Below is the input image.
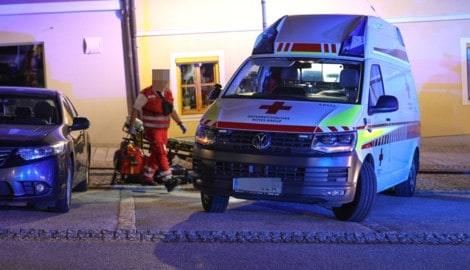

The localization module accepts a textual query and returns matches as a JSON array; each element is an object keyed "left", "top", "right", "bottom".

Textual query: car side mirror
[
  {"left": 368, "top": 95, "right": 398, "bottom": 115},
  {"left": 70, "top": 117, "right": 90, "bottom": 131}
]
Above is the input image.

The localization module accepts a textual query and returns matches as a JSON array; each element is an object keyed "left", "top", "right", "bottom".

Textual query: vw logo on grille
[{"left": 252, "top": 133, "right": 271, "bottom": 150}]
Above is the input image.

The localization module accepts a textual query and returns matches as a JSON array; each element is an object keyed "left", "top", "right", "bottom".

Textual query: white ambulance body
[{"left": 192, "top": 14, "right": 420, "bottom": 221}]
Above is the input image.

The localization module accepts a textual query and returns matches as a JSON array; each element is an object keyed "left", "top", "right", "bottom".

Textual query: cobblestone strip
[{"left": 0, "top": 228, "right": 468, "bottom": 245}]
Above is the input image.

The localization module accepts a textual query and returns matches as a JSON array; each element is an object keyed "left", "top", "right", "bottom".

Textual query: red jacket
[{"left": 141, "top": 86, "right": 173, "bottom": 129}]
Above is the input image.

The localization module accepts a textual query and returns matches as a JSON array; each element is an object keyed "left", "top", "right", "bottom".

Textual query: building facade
[{"left": 0, "top": 0, "right": 469, "bottom": 144}]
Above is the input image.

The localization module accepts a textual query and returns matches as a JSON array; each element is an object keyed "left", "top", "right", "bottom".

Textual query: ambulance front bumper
[{"left": 192, "top": 147, "right": 362, "bottom": 206}]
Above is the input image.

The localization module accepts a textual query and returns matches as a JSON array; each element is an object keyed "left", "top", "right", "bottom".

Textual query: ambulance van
[{"left": 192, "top": 14, "right": 420, "bottom": 221}]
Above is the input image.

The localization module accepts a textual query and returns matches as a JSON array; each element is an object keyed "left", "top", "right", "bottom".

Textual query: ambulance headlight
[
  {"left": 195, "top": 126, "right": 217, "bottom": 145},
  {"left": 311, "top": 131, "right": 356, "bottom": 153}
]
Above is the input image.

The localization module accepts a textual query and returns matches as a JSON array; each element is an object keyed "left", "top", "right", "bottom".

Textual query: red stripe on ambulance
[
  {"left": 276, "top": 43, "right": 340, "bottom": 54},
  {"left": 331, "top": 43, "right": 337, "bottom": 53},
  {"left": 218, "top": 122, "right": 315, "bottom": 133},
  {"left": 291, "top": 43, "right": 322, "bottom": 53}
]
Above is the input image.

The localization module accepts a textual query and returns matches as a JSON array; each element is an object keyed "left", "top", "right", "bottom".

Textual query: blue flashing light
[
  {"left": 340, "top": 16, "right": 367, "bottom": 57},
  {"left": 252, "top": 16, "right": 285, "bottom": 55}
]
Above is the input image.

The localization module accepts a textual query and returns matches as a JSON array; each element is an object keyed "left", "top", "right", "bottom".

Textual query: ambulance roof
[{"left": 252, "top": 14, "right": 409, "bottom": 64}]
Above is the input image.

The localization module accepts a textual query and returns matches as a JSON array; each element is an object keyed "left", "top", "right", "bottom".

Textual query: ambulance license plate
[{"left": 233, "top": 178, "right": 282, "bottom": 196}]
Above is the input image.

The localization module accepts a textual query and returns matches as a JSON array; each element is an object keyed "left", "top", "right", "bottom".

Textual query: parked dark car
[{"left": 0, "top": 86, "right": 91, "bottom": 212}]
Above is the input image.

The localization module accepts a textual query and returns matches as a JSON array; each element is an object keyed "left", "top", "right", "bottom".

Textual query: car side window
[
  {"left": 62, "top": 96, "right": 77, "bottom": 125},
  {"left": 368, "top": 64, "right": 385, "bottom": 107}
]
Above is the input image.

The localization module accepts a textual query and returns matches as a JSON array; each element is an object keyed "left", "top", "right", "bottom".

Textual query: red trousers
[{"left": 144, "top": 128, "right": 171, "bottom": 178}]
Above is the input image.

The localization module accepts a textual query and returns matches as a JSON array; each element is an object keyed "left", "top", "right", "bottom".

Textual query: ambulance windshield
[{"left": 223, "top": 58, "right": 362, "bottom": 104}]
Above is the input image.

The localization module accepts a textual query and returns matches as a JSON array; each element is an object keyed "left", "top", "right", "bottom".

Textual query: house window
[
  {"left": 0, "top": 43, "right": 45, "bottom": 87},
  {"left": 461, "top": 38, "right": 470, "bottom": 105},
  {"left": 176, "top": 57, "right": 219, "bottom": 115}
]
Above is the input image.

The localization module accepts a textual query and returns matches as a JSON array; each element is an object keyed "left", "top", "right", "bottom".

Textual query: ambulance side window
[{"left": 369, "top": 64, "right": 385, "bottom": 107}]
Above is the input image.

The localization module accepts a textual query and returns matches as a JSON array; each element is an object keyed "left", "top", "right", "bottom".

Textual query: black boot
[{"left": 164, "top": 177, "right": 181, "bottom": 192}]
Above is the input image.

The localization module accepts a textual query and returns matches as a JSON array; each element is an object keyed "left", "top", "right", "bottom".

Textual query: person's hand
[
  {"left": 128, "top": 126, "right": 136, "bottom": 135},
  {"left": 178, "top": 122, "right": 187, "bottom": 134}
]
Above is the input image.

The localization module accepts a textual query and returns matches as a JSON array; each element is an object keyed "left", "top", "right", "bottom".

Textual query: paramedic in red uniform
[{"left": 128, "top": 85, "right": 187, "bottom": 191}]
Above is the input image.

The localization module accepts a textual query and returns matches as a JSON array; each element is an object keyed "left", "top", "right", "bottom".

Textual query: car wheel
[
  {"left": 201, "top": 192, "right": 229, "bottom": 213},
  {"left": 50, "top": 158, "right": 73, "bottom": 213},
  {"left": 333, "top": 162, "right": 376, "bottom": 222},
  {"left": 74, "top": 154, "right": 90, "bottom": 192},
  {"left": 394, "top": 152, "right": 418, "bottom": 197},
  {"left": 113, "top": 149, "right": 121, "bottom": 171}
]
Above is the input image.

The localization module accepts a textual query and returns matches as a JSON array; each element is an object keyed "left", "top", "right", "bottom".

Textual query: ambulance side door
[
  {"left": 367, "top": 64, "right": 395, "bottom": 182},
  {"left": 380, "top": 63, "right": 418, "bottom": 183}
]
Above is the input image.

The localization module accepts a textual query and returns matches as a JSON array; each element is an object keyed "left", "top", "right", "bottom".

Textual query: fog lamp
[
  {"left": 324, "top": 190, "right": 345, "bottom": 196},
  {"left": 35, "top": 183, "right": 46, "bottom": 194}
]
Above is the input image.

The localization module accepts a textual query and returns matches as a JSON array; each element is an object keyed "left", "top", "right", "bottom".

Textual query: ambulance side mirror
[{"left": 368, "top": 95, "right": 398, "bottom": 115}]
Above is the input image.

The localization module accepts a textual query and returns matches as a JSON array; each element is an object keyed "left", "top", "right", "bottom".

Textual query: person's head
[
  {"left": 152, "top": 69, "right": 169, "bottom": 92},
  {"left": 152, "top": 81, "right": 169, "bottom": 92}
]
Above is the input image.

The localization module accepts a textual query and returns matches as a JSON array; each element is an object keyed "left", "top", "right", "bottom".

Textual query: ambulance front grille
[
  {"left": 213, "top": 162, "right": 348, "bottom": 182},
  {"left": 216, "top": 130, "right": 313, "bottom": 153}
]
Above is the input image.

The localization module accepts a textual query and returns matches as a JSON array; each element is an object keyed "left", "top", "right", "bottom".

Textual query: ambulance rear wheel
[
  {"left": 201, "top": 192, "right": 229, "bottom": 213},
  {"left": 394, "top": 152, "right": 418, "bottom": 197},
  {"left": 333, "top": 162, "right": 376, "bottom": 222}
]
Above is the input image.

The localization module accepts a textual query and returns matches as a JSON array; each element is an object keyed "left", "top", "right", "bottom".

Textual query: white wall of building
[{"left": 0, "top": 1, "right": 129, "bottom": 145}]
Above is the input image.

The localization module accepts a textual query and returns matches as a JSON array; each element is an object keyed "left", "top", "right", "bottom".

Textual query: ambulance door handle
[
  {"left": 386, "top": 118, "right": 391, "bottom": 122},
  {"left": 363, "top": 118, "right": 372, "bottom": 132}
]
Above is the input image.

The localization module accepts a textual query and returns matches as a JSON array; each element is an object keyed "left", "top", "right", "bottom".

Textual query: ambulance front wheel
[
  {"left": 332, "top": 162, "right": 377, "bottom": 222},
  {"left": 201, "top": 192, "right": 229, "bottom": 213}
]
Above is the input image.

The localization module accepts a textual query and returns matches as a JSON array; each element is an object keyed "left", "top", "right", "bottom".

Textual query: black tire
[
  {"left": 333, "top": 162, "right": 376, "bottom": 222},
  {"left": 111, "top": 170, "right": 119, "bottom": 185},
  {"left": 111, "top": 150, "right": 121, "bottom": 185},
  {"left": 201, "top": 192, "right": 229, "bottom": 213},
  {"left": 395, "top": 153, "right": 418, "bottom": 197},
  {"left": 113, "top": 150, "right": 121, "bottom": 171},
  {"left": 50, "top": 158, "right": 73, "bottom": 213}
]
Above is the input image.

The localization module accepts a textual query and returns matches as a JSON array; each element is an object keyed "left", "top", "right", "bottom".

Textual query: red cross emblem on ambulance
[{"left": 258, "top": 102, "right": 292, "bottom": 114}]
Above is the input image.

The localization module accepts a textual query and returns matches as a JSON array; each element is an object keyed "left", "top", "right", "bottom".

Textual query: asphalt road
[
  {"left": 0, "top": 240, "right": 468, "bottom": 269},
  {"left": 0, "top": 172, "right": 469, "bottom": 269}
]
